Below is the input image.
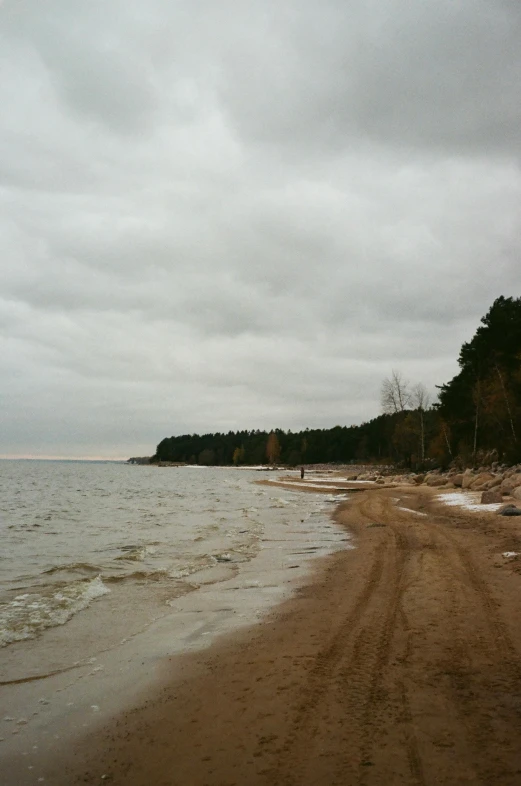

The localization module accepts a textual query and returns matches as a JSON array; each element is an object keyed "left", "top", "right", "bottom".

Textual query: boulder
[
  {"left": 469, "top": 473, "right": 495, "bottom": 490},
  {"left": 451, "top": 473, "right": 464, "bottom": 487},
  {"left": 483, "top": 477, "right": 502, "bottom": 489},
  {"left": 414, "top": 474, "right": 426, "bottom": 485},
  {"left": 425, "top": 476, "right": 449, "bottom": 487},
  {"left": 512, "top": 486, "right": 521, "bottom": 501},
  {"left": 500, "top": 474, "right": 521, "bottom": 495},
  {"left": 497, "top": 504, "right": 521, "bottom": 517},
  {"left": 481, "top": 490, "right": 503, "bottom": 504},
  {"left": 462, "top": 472, "right": 476, "bottom": 489}
]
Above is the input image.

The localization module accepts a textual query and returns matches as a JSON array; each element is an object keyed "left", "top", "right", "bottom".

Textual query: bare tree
[
  {"left": 381, "top": 370, "right": 411, "bottom": 414},
  {"left": 411, "top": 383, "right": 430, "bottom": 462}
]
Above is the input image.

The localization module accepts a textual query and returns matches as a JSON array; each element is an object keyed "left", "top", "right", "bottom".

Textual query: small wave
[
  {"left": 0, "top": 576, "right": 110, "bottom": 647},
  {"left": 269, "top": 497, "right": 295, "bottom": 508},
  {"left": 169, "top": 555, "right": 216, "bottom": 579},
  {"left": 115, "top": 545, "right": 155, "bottom": 562},
  {"left": 231, "top": 544, "right": 258, "bottom": 558},
  {"left": 321, "top": 494, "right": 349, "bottom": 503},
  {"left": 43, "top": 562, "right": 101, "bottom": 576},
  {"left": 104, "top": 569, "right": 168, "bottom": 583}
]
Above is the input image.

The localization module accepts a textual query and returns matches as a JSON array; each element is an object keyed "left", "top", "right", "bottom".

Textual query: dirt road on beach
[{"left": 41, "top": 487, "right": 521, "bottom": 784}]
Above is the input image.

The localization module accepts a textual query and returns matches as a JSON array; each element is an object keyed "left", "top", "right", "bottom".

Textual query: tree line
[{"left": 152, "top": 297, "right": 521, "bottom": 468}]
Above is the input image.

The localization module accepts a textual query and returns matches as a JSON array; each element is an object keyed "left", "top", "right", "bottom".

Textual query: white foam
[
  {"left": 502, "top": 552, "right": 519, "bottom": 559},
  {"left": 0, "top": 576, "right": 110, "bottom": 647},
  {"left": 322, "top": 493, "right": 349, "bottom": 503},
  {"left": 269, "top": 496, "right": 292, "bottom": 505}
]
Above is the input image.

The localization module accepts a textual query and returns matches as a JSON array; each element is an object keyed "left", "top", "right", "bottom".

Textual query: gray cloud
[
  {"left": 218, "top": 0, "right": 521, "bottom": 156},
  {"left": 1, "top": 0, "right": 520, "bottom": 458}
]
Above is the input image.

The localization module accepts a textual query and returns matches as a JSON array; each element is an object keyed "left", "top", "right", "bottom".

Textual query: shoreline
[
  {"left": 0, "top": 473, "right": 349, "bottom": 785},
  {"left": 6, "top": 484, "right": 521, "bottom": 785}
]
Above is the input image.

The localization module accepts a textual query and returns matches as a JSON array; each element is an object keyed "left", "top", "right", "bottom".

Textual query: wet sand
[{"left": 8, "top": 485, "right": 521, "bottom": 785}]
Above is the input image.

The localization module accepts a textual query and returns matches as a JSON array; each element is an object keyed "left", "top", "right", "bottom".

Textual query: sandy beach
[{"left": 8, "top": 483, "right": 521, "bottom": 785}]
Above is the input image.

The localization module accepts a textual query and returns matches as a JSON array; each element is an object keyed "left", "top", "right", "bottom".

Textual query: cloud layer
[{"left": 1, "top": 0, "right": 520, "bottom": 457}]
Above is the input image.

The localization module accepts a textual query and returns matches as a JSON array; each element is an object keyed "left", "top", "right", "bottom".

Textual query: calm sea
[
  {"left": 0, "top": 461, "right": 348, "bottom": 658},
  {"left": 0, "top": 461, "right": 349, "bottom": 783}
]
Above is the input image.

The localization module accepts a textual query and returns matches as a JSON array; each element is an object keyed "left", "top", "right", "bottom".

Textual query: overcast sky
[{"left": 1, "top": 0, "right": 520, "bottom": 459}]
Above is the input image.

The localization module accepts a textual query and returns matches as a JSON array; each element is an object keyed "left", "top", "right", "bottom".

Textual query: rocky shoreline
[{"left": 352, "top": 464, "right": 521, "bottom": 514}]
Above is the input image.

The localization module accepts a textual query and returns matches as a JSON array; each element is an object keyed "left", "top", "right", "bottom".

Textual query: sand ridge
[{"left": 9, "top": 485, "right": 521, "bottom": 785}]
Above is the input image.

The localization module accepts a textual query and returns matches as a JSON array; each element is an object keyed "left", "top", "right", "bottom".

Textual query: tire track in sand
[
  {"left": 416, "top": 504, "right": 521, "bottom": 784},
  {"left": 272, "top": 492, "right": 428, "bottom": 786},
  {"left": 269, "top": 496, "right": 389, "bottom": 785},
  {"left": 350, "top": 500, "right": 426, "bottom": 786}
]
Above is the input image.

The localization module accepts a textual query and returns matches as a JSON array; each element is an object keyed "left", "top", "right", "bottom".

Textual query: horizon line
[{"left": 0, "top": 455, "right": 129, "bottom": 462}]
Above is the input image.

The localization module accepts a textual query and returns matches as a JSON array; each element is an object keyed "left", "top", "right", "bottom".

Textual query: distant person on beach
[{"left": 300, "top": 466, "right": 305, "bottom": 479}]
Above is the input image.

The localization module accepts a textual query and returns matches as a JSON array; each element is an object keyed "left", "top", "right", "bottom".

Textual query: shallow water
[
  {"left": 0, "top": 461, "right": 348, "bottom": 666},
  {"left": 0, "top": 461, "right": 350, "bottom": 783}
]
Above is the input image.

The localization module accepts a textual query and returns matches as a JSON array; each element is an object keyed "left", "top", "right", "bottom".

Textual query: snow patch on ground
[
  {"left": 266, "top": 480, "right": 347, "bottom": 491},
  {"left": 438, "top": 491, "right": 503, "bottom": 513},
  {"left": 234, "top": 466, "right": 272, "bottom": 471},
  {"left": 397, "top": 506, "right": 427, "bottom": 517},
  {"left": 283, "top": 477, "right": 354, "bottom": 484}
]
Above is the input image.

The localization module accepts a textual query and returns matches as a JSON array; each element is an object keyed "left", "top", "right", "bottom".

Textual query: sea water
[
  {"left": 0, "top": 461, "right": 349, "bottom": 783},
  {"left": 0, "top": 462, "right": 348, "bottom": 651}
]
